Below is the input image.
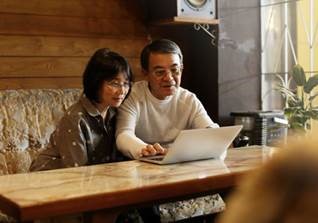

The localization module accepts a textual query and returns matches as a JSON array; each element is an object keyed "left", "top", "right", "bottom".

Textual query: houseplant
[{"left": 277, "top": 64, "right": 318, "bottom": 132}]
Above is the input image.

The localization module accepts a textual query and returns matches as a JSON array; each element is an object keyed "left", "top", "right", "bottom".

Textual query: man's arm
[
  {"left": 116, "top": 131, "right": 147, "bottom": 159},
  {"left": 116, "top": 94, "right": 146, "bottom": 159},
  {"left": 116, "top": 95, "right": 166, "bottom": 159},
  {"left": 189, "top": 94, "right": 219, "bottom": 129},
  {"left": 117, "top": 131, "right": 167, "bottom": 159}
]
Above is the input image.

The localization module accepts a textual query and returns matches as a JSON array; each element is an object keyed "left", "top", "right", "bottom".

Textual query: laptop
[{"left": 139, "top": 125, "right": 243, "bottom": 165}]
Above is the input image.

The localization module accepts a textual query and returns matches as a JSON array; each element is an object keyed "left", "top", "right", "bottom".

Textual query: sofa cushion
[{"left": 0, "top": 89, "right": 81, "bottom": 174}]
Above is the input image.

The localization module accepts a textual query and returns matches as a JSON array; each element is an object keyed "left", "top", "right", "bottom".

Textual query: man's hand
[{"left": 140, "top": 143, "right": 168, "bottom": 157}]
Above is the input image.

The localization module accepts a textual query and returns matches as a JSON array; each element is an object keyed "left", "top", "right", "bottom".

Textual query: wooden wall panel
[
  {"left": 0, "top": 36, "right": 146, "bottom": 57},
  {"left": 0, "top": 0, "right": 138, "bottom": 19},
  {"left": 0, "top": 57, "right": 140, "bottom": 77},
  {"left": 0, "top": 14, "right": 146, "bottom": 38},
  {"left": 0, "top": 77, "right": 82, "bottom": 89},
  {"left": 0, "top": 0, "right": 148, "bottom": 90}
]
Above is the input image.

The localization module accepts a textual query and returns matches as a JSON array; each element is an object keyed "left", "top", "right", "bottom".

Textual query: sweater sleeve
[
  {"left": 190, "top": 94, "right": 219, "bottom": 129},
  {"left": 116, "top": 94, "right": 147, "bottom": 159}
]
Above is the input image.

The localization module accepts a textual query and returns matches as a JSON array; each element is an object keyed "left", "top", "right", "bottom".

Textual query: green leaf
[
  {"left": 304, "top": 74, "right": 318, "bottom": 93},
  {"left": 291, "top": 116, "right": 309, "bottom": 126},
  {"left": 309, "top": 109, "right": 318, "bottom": 120},
  {"left": 276, "top": 84, "right": 298, "bottom": 101},
  {"left": 287, "top": 97, "right": 302, "bottom": 107},
  {"left": 309, "top": 93, "right": 318, "bottom": 102},
  {"left": 290, "top": 122, "right": 306, "bottom": 131},
  {"left": 291, "top": 64, "right": 306, "bottom": 86},
  {"left": 284, "top": 107, "right": 298, "bottom": 115}
]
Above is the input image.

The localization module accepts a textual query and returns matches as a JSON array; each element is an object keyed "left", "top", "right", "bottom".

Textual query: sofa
[
  {"left": 0, "top": 89, "right": 81, "bottom": 222},
  {"left": 0, "top": 89, "right": 225, "bottom": 223},
  {"left": 0, "top": 89, "right": 81, "bottom": 175}
]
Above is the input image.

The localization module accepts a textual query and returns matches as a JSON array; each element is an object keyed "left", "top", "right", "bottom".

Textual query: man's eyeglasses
[
  {"left": 151, "top": 66, "right": 183, "bottom": 78},
  {"left": 106, "top": 81, "right": 130, "bottom": 90}
]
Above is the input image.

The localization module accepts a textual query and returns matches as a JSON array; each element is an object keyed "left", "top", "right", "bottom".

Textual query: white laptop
[{"left": 139, "top": 125, "right": 243, "bottom": 165}]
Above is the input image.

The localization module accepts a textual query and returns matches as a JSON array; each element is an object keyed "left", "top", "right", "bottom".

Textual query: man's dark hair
[
  {"left": 140, "top": 39, "right": 183, "bottom": 71},
  {"left": 83, "top": 48, "right": 132, "bottom": 103}
]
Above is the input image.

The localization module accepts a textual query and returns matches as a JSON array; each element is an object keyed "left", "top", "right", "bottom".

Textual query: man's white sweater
[{"left": 116, "top": 81, "right": 219, "bottom": 159}]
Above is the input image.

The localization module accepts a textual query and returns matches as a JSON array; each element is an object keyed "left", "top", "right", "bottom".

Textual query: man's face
[{"left": 145, "top": 53, "right": 183, "bottom": 100}]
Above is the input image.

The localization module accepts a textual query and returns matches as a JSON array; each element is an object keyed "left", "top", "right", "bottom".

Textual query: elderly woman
[{"left": 30, "top": 48, "right": 132, "bottom": 171}]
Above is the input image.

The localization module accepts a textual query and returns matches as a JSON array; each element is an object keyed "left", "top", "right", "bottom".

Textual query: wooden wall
[
  {"left": 0, "top": 1, "right": 260, "bottom": 123},
  {"left": 0, "top": 0, "right": 149, "bottom": 89}
]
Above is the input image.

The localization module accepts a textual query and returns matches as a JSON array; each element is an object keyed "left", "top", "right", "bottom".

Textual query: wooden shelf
[{"left": 150, "top": 16, "right": 219, "bottom": 26}]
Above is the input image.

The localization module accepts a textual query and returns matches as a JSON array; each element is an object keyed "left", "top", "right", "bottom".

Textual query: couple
[
  {"left": 30, "top": 39, "right": 223, "bottom": 222},
  {"left": 30, "top": 38, "right": 220, "bottom": 171}
]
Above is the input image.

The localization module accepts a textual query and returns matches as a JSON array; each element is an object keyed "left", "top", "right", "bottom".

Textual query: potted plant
[{"left": 276, "top": 64, "right": 318, "bottom": 132}]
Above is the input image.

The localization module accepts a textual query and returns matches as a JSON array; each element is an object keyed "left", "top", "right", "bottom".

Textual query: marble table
[{"left": 0, "top": 146, "right": 273, "bottom": 222}]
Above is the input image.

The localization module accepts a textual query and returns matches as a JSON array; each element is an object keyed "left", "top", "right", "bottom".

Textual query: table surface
[{"left": 0, "top": 146, "right": 273, "bottom": 221}]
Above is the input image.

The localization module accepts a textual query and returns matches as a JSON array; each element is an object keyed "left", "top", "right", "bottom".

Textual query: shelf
[{"left": 150, "top": 16, "right": 219, "bottom": 26}]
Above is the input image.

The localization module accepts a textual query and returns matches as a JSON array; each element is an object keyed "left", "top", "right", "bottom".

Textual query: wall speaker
[{"left": 147, "top": 0, "right": 216, "bottom": 21}]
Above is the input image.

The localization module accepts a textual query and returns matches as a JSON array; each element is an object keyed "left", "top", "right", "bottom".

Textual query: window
[{"left": 261, "top": 0, "right": 318, "bottom": 111}]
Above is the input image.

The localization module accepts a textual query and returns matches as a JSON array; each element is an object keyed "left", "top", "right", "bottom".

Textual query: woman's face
[{"left": 98, "top": 72, "right": 130, "bottom": 108}]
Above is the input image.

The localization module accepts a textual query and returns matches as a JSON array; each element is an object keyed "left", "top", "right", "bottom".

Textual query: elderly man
[
  {"left": 116, "top": 39, "right": 220, "bottom": 159},
  {"left": 116, "top": 39, "right": 225, "bottom": 222}
]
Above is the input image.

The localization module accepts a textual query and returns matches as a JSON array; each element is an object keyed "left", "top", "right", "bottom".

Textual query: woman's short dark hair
[
  {"left": 83, "top": 48, "right": 132, "bottom": 103},
  {"left": 140, "top": 39, "right": 183, "bottom": 71}
]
